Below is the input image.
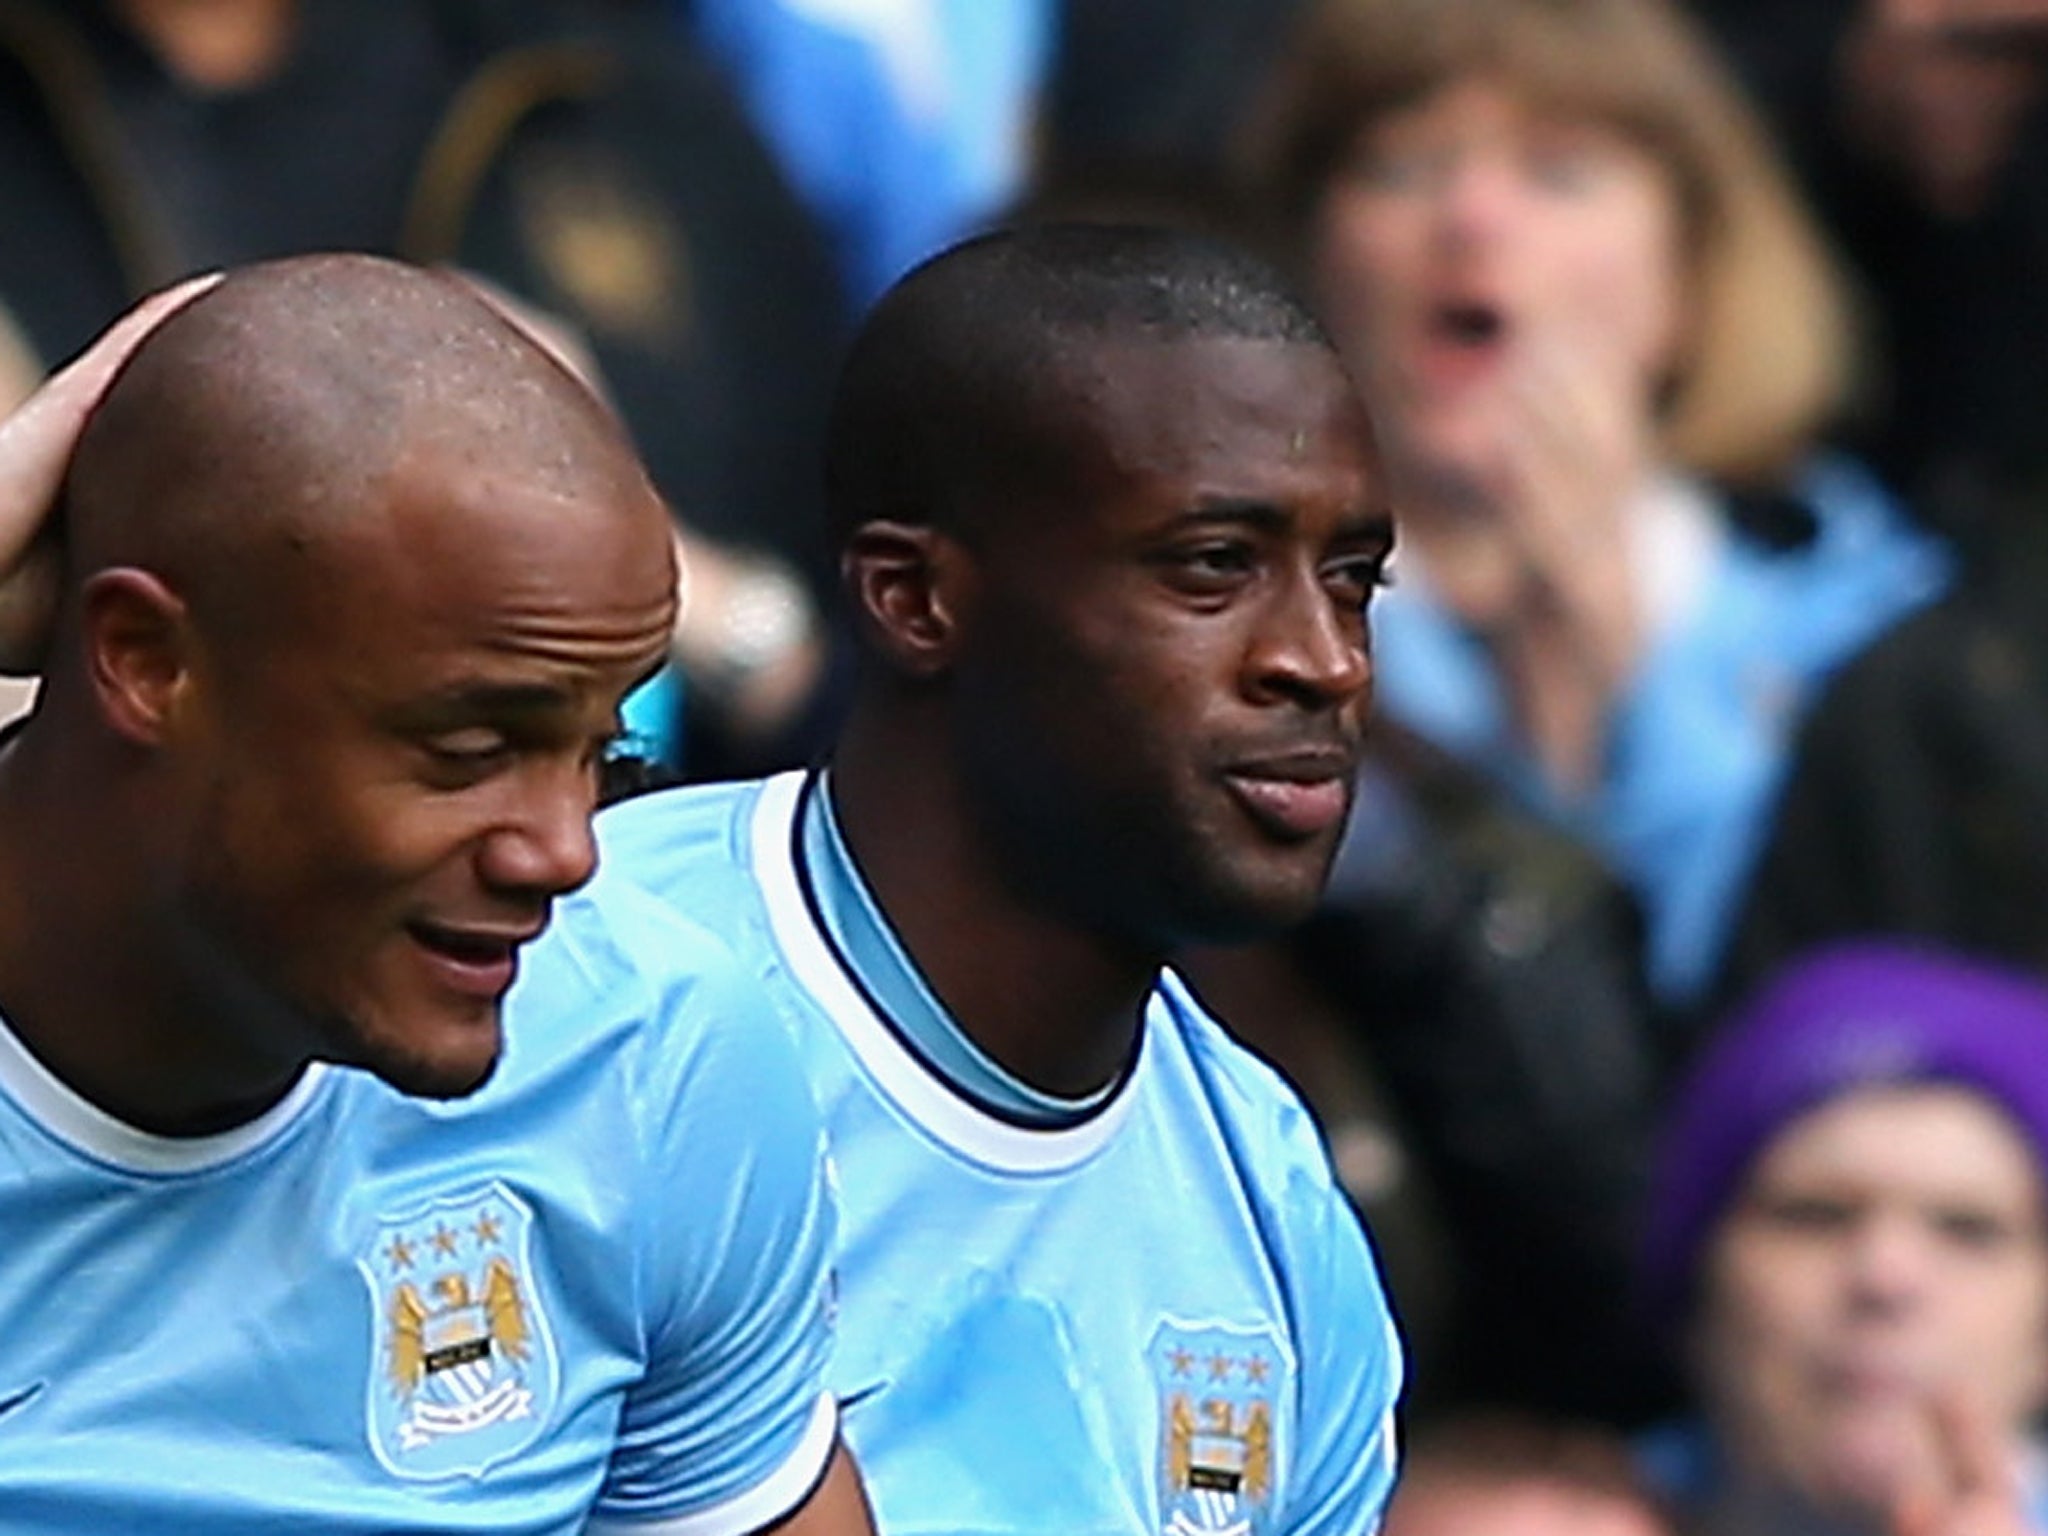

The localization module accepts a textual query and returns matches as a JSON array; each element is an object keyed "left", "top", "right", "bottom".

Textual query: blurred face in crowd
[
  {"left": 946, "top": 334, "right": 1391, "bottom": 945},
  {"left": 171, "top": 433, "right": 675, "bottom": 1101},
  {"left": 1310, "top": 77, "right": 1686, "bottom": 486},
  {"left": 1692, "top": 1084, "right": 2048, "bottom": 1519}
]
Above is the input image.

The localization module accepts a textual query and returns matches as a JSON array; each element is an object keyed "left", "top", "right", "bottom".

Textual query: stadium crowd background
[{"left": 6, "top": 0, "right": 2048, "bottom": 1530}]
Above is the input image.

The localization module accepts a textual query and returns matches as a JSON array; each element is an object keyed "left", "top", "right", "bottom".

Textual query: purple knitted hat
[{"left": 1639, "top": 939, "right": 2048, "bottom": 1332}]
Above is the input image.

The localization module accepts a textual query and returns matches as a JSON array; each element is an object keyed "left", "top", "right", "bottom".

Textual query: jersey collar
[{"left": 749, "top": 769, "right": 1145, "bottom": 1174}]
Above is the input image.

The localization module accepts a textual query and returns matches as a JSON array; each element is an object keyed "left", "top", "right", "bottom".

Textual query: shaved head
[
  {"left": 63, "top": 254, "right": 650, "bottom": 652},
  {"left": 0, "top": 253, "right": 679, "bottom": 1121}
]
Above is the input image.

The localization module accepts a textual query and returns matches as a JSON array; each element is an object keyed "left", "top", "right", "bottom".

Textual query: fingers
[
  {"left": 1927, "top": 1391, "right": 2022, "bottom": 1508},
  {"left": 0, "top": 272, "right": 221, "bottom": 674},
  {"left": 1472, "top": 337, "right": 1647, "bottom": 662},
  {"left": 0, "top": 273, "right": 222, "bottom": 541},
  {"left": 1891, "top": 1391, "right": 2031, "bottom": 1536}
]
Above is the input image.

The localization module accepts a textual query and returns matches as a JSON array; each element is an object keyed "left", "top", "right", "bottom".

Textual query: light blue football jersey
[
  {"left": 598, "top": 770, "right": 1405, "bottom": 1536},
  {"left": 0, "top": 871, "right": 838, "bottom": 1535}
]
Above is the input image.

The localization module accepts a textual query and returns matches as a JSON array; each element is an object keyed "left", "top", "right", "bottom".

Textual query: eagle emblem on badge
[
  {"left": 358, "top": 1182, "right": 558, "bottom": 1480},
  {"left": 1149, "top": 1319, "right": 1291, "bottom": 1536}
]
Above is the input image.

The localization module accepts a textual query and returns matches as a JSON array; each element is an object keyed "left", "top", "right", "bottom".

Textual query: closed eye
[
  {"left": 423, "top": 729, "right": 511, "bottom": 768},
  {"left": 417, "top": 730, "right": 514, "bottom": 790}
]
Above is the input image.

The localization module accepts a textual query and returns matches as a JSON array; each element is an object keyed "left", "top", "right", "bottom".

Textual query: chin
[
  {"left": 333, "top": 1007, "right": 506, "bottom": 1101},
  {"left": 1160, "top": 867, "right": 1330, "bottom": 947},
  {"left": 378, "top": 1051, "right": 501, "bottom": 1102}
]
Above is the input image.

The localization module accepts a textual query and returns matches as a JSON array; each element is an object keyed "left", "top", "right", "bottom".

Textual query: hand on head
[{"left": 0, "top": 274, "right": 221, "bottom": 675}]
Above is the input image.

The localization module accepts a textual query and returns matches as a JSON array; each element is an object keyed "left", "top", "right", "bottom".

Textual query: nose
[
  {"left": 1244, "top": 566, "right": 1372, "bottom": 712},
  {"left": 477, "top": 762, "right": 600, "bottom": 900},
  {"left": 1433, "top": 154, "right": 1523, "bottom": 255},
  {"left": 1841, "top": 1212, "right": 1933, "bottom": 1315}
]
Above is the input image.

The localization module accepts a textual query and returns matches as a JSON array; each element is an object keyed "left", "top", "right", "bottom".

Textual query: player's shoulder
[
  {"left": 1152, "top": 969, "right": 1334, "bottom": 1185},
  {"left": 1149, "top": 967, "right": 1385, "bottom": 1285},
  {"left": 595, "top": 775, "right": 767, "bottom": 907},
  {"left": 1154, "top": 971, "right": 1401, "bottom": 1383},
  {"left": 500, "top": 858, "right": 793, "bottom": 1110}
]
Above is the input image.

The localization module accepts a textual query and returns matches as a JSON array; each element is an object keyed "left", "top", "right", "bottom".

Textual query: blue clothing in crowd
[
  {"left": 1370, "top": 457, "right": 1949, "bottom": 1005},
  {"left": 686, "top": 0, "right": 1055, "bottom": 306}
]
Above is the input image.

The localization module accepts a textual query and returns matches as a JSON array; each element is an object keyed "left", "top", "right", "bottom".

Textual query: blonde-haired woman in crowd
[{"left": 1245, "top": 0, "right": 1950, "bottom": 1008}]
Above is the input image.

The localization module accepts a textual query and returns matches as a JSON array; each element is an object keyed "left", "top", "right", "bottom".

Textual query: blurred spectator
[
  {"left": 1388, "top": 1412, "right": 1677, "bottom": 1536},
  {"left": 681, "top": 0, "right": 1055, "bottom": 307},
  {"left": 1244, "top": 0, "right": 1950, "bottom": 1010},
  {"left": 1639, "top": 941, "right": 2048, "bottom": 1534},
  {"left": 1696, "top": 0, "right": 2048, "bottom": 537},
  {"left": 0, "top": 0, "right": 844, "bottom": 772}
]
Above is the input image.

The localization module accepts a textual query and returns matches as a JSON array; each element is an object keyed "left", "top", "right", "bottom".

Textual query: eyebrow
[
  {"left": 1171, "top": 500, "right": 1396, "bottom": 546},
  {"left": 389, "top": 681, "right": 582, "bottom": 729}
]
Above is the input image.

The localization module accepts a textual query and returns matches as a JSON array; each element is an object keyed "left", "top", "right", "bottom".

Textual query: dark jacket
[
  {"left": 1298, "top": 729, "right": 1678, "bottom": 1424},
  {"left": 0, "top": 0, "right": 846, "bottom": 579},
  {"left": 1717, "top": 515, "right": 2048, "bottom": 1013}
]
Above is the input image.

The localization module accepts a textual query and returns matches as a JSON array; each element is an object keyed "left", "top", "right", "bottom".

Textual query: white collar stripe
[
  {"left": 748, "top": 771, "right": 1140, "bottom": 1175},
  {"left": 0, "top": 1008, "right": 330, "bottom": 1176}
]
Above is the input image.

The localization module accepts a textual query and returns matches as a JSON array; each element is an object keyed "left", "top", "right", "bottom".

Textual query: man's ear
[
  {"left": 79, "top": 567, "right": 193, "bottom": 744},
  {"left": 841, "top": 520, "right": 973, "bottom": 679}
]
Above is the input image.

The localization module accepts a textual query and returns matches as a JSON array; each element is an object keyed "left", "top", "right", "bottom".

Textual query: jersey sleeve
[
  {"left": 1283, "top": 1180, "right": 1403, "bottom": 1536},
  {"left": 588, "top": 938, "right": 840, "bottom": 1533}
]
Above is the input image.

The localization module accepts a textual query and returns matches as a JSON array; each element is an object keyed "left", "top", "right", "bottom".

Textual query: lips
[
  {"left": 1412, "top": 298, "right": 1511, "bottom": 392},
  {"left": 405, "top": 919, "right": 541, "bottom": 999},
  {"left": 1222, "top": 748, "right": 1357, "bottom": 840},
  {"left": 1430, "top": 299, "right": 1506, "bottom": 347}
]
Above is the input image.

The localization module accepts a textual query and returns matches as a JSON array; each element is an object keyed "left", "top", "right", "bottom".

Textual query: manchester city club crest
[
  {"left": 358, "top": 1181, "right": 559, "bottom": 1480},
  {"left": 1148, "top": 1318, "right": 1292, "bottom": 1536}
]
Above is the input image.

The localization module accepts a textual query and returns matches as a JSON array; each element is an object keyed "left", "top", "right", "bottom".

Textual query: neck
[
  {"left": 0, "top": 724, "right": 303, "bottom": 1137},
  {"left": 114, "top": 0, "right": 297, "bottom": 91},
  {"left": 831, "top": 702, "right": 1157, "bottom": 1097}
]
